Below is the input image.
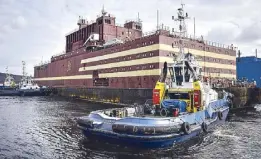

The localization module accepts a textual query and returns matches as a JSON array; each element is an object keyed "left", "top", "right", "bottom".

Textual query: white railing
[
  {"left": 125, "top": 19, "right": 142, "bottom": 24},
  {"left": 34, "top": 60, "right": 50, "bottom": 67},
  {"left": 52, "top": 51, "right": 66, "bottom": 58},
  {"left": 168, "top": 32, "right": 236, "bottom": 50}
]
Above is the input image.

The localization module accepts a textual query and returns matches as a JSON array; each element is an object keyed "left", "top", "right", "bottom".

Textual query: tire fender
[
  {"left": 201, "top": 122, "right": 208, "bottom": 133},
  {"left": 181, "top": 122, "right": 191, "bottom": 135},
  {"left": 218, "top": 111, "right": 223, "bottom": 120}
]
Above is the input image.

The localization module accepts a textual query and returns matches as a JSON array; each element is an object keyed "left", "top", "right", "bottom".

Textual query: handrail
[
  {"left": 34, "top": 60, "right": 50, "bottom": 67},
  {"left": 51, "top": 51, "right": 66, "bottom": 58}
]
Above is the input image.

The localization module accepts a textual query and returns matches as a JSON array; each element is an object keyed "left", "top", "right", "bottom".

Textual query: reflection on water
[{"left": 0, "top": 96, "right": 260, "bottom": 159}]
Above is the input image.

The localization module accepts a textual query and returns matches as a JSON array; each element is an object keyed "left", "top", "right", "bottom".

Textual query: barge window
[
  {"left": 169, "top": 93, "right": 189, "bottom": 99},
  {"left": 93, "top": 78, "right": 109, "bottom": 87}
]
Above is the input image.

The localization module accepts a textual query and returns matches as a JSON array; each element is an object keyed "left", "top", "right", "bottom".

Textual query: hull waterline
[{"left": 79, "top": 108, "right": 229, "bottom": 149}]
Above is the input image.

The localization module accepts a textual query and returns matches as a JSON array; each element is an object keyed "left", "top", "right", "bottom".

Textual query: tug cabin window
[
  {"left": 168, "top": 67, "right": 175, "bottom": 82},
  {"left": 168, "top": 92, "right": 190, "bottom": 99},
  {"left": 174, "top": 66, "right": 192, "bottom": 85}
]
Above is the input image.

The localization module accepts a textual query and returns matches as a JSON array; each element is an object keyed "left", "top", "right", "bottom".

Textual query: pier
[{"left": 50, "top": 86, "right": 261, "bottom": 109}]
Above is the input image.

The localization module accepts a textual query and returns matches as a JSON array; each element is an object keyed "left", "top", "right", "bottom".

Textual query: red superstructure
[{"left": 34, "top": 8, "right": 237, "bottom": 104}]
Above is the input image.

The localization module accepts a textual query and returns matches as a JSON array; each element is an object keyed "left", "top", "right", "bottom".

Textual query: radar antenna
[
  {"left": 101, "top": 5, "right": 107, "bottom": 16},
  {"left": 172, "top": 2, "right": 190, "bottom": 83}
]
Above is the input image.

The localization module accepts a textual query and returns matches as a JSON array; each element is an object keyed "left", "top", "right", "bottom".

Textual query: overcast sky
[{"left": 0, "top": 0, "right": 260, "bottom": 76}]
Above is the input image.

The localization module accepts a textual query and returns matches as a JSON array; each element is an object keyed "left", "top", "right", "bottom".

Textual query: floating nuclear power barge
[{"left": 34, "top": 5, "right": 237, "bottom": 105}]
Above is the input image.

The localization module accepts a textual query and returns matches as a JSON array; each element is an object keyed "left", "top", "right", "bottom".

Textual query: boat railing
[
  {"left": 168, "top": 32, "right": 236, "bottom": 50},
  {"left": 34, "top": 60, "right": 50, "bottom": 67},
  {"left": 156, "top": 23, "right": 171, "bottom": 31},
  {"left": 125, "top": 19, "right": 142, "bottom": 24},
  {"left": 115, "top": 23, "right": 124, "bottom": 27},
  {"left": 140, "top": 29, "right": 235, "bottom": 51},
  {"left": 142, "top": 30, "right": 158, "bottom": 37},
  {"left": 52, "top": 51, "right": 66, "bottom": 58}
]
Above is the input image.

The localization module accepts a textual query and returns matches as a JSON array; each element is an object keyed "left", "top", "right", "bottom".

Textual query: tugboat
[
  {"left": 77, "top": 4, "right": 233, "bottom": 148},
  {"left": 0, "top": 67, "right": 19, "bottom": 96},
  {"left": 18, "top": 61, "right": 49, "bottom": 96}
]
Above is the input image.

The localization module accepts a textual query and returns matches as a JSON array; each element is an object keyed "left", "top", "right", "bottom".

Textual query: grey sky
[{"left": 0, "top": 0, "right": 260, "bottom": 75}]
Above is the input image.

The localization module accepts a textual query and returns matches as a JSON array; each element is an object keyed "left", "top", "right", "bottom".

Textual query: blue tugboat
[
  {"left": 77, "top": 4, "right": 233, "bottom": 149},
  {"left": 18, "top": 61, "right": 50, "bottom": 96},
  {"left": 18, "top": 75, "right": 49, "bottom": 96}
]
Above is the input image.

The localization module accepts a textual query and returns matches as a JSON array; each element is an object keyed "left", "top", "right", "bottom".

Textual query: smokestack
[
  {"left": 255, "top": 49, "right": 257, "bottom": 58},
  {"left": 237, "top": 50, "right": 241, "bottom": 62}
]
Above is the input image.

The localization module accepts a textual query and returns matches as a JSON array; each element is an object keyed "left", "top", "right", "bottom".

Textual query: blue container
[{"left": 237, "top": 56, "right": 261, "bottom": 87}]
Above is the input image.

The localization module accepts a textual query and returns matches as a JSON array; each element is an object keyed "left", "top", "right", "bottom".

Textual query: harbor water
[{"left": 0, "top": 96, "right": 261, "bottom": 159}]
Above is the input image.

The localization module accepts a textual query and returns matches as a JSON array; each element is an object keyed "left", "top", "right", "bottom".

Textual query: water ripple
[{"left": 0, "top": 96, "right": 261, "bottom": 159}]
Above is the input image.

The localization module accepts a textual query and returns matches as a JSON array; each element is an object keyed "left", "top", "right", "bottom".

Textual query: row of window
[
  {"left": 82, "top": 52, "right": 155, "bottom": 66},
  {"left": 98, "top": 64, "right": 156, "bottom": 73},
  {"left": 103, "top": 40, "right": 155, "bottom": 54},
  {"left": 203, "top": 68, "right": 236, "bottom": 74},
  {"left": 135, "top": 25, "right": 142, "bottom": 30},
  {"left": 121, "top": 31, "right": 132, "bottom": 35},
  {"left": 105, "top": 19, "right": 111, "bottom": 24},
  {"left": 63, "top": 39, "right": 157, "bottom": 62},
  {"left": 166, "top": 52, "right": 235, "bottom": 65},
  {"left": 171, "top": 41, "right": 234, "bottom": 56},
  {"left": 109, "top": 77, "right": 156, "bottom": 83},
  {"left": 204, "top": 57, "right": 235, "bottom": 65}
]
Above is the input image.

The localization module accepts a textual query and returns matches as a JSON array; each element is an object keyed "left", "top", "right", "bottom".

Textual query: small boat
[
  {"left": 18, "top": 61, "right": 50, "bottom": 96},
  {"left": 0, "top": 67, "right": 19, "bottom": 96},
  {"left": 18, "top": 76, "right": 49, "bottom": 96},
  {"left": 77, "top": 4, "right": 234, "bottom": 149}
]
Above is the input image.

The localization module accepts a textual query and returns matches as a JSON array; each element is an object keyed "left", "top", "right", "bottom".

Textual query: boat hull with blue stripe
[{"left": 77, "top": 95, "right": 231, "bottom": 149}]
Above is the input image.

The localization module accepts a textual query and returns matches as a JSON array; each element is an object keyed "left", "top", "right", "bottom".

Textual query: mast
[
  {"left": 157, "top": 10, "right": 159, "bottom": 30},
  {"left": 5, "top": 66, "right": 9, "bottom": 78},
  {"left": 101, "top": 5, "right": 107, "bottom": 16},
  {"left": 22, "top": 61, "right": 27, "bottom": 79},
  {"left": 172, "top": 2, "right": 190, "bottom": 84}
]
